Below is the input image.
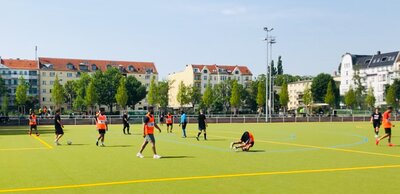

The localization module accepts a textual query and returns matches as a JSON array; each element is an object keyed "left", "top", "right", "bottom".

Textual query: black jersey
[{"left": 371, "top": 112, "right": 382, "bottom": 123}]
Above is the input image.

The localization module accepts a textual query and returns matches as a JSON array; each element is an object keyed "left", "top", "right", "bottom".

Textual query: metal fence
[{"left": 0, "top": 114, "right": 397, "bottom": 126}]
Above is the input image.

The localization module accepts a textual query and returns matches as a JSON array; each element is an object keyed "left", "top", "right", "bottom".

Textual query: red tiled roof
[
  {"left": 191, "top": 64, "right": 252, "bottom": 75},
  {"left": 1, "top": 59, "right": 38, "bottom": 70},
  {"left": 39, "top": 57, "right": 157, "bottom": 74}
]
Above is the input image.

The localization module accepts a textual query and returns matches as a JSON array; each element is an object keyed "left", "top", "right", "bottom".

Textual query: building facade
[
  {"left": 168, "top": 64, "right": 253, "bottom": 108},
  {"left": 38, "top": 57, "right": 158, "bottom": 110},
  {"left": 339, "top": 51, "right": 400, "bottom": 106},
  {"left": 287, "top": 80, "right": 312, "bottom": 111},
  {"left": 0, "top": 58, "right": 39, "bottom": 108}
]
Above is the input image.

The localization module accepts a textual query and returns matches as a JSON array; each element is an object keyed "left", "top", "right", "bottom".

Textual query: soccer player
[
  {"left": 230, "top": 131, "right": 255, "bottom": 151},
  {"left": 96, "top": 108, "right": 108, "bottom": 147},
  {"left": 370, "top": 108, "right": 382, "bottom": 138},
  {"left": 179, "top": 111, "right": 187, "bottom": 138},
  {"left": 159, "top": 113, "right": 164, "bottom": 126},
  {"left": 136, "top": 107, "right": 162, "bottom": 159},
  {"left": 165, "top": 112, "right": 173, "bottom": 133},
  {"left": 122, "top": 111, "right": 130, "bottom": 135},
  {"left": 54, "top": 109, "right": 64, "bottom": 145},
  {"left": 376, "top": 106, "right": 395, "bottom": 146},
  {"left": 196, "top": 110, "right": 207, "bottom": 141},
  {"left": 28, "top": 111, "right": 40, "bottom": 136}
]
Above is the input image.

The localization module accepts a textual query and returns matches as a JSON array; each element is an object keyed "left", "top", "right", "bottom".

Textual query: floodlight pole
[
  {"left": 264, "top": 27, "right": 273, "bottom": 122},
  {"left": 269, "top": 38, "right": 276, "bottom": 118}
]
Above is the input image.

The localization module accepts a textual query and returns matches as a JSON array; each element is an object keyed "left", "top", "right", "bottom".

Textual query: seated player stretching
[{"left": 230, "top": 131, "right": 255, "bottom": 151}]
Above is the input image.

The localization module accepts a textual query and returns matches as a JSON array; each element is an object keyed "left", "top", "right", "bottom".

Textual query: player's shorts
[
  {"left": 385, "top": 128, "right": 392, "bottom": 135},
  {"left": 373, "top": 122, "right": 381, "bottom": 128},
  {"left": 241, "top": 132, "right": 250, "bottom": 142},
  {"left": 30, "top": 125, "right": 37, "bottom": 130},
  {"left": 167, "top": 123, "right": 173, "bottom": 127},
  {"left": 145, "top": 134, "right": 155, "bottom": 143},
  {"left": 55, "top": 127, "right": 64, "bottom": 135},
  {"left": 98, "top": 129, "right": 106, "bottom": 134},
  {"left": 123, "top": 123, "right": 130, "bottom": 127},
  {"left": 198, "top": 126, "right": 206, "bottom": 131}
]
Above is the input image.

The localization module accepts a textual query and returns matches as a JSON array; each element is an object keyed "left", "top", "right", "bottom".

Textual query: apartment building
[
  {"left": 168, "top": 64, "right": 253, "bottom": 108},
  {"left": 287, "top": 80, "right": 312, "bottom": 111}
]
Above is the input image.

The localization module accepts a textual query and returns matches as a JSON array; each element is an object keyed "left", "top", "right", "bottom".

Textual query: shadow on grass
[
  {"left": 161, "top": 156, "right": 195, "bottom": 159},
  {"left": 0, "top": 129, "right": 55, "bottom": 136},
  {"left": 106, "top": 145, "right": 134, "bottom": 147},
  {"left": 203, "top": 138, "right": 226, "bottom": 141},
  {"left": 246, "top": 150, "right": 266, "bottom": 152}
]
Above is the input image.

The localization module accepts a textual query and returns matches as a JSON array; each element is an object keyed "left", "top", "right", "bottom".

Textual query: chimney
[{"left": 377, "top": 51, "right": 381, "bottom": 55}]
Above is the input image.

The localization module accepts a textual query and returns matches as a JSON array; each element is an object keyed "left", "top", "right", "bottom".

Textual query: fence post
[
  {"left": 230, "top": 116, "right": 232, "bottom": 124},
  {"left": 307, "top": 116, "right": 309, "bottom": 123},
  {"left": 74, "top": 118, "right": 76, "bottom": 125},
  {"left": 319, "top": 115, "right": 321, "bottom": 122},
  {"left": 295, "top": 116, "right": 297, "bottom": 123},
  {"left": 243, "top": 115, "right": 246, "bottom": 123},
  {"left": 330, "top": 115, "right": 332, "bottom": 122},
  {"left": 283, "top": 116, "right": 285, "bottom": 123},
  {"left": 352, "top": 116, "right": 354, "bottom": 122},
  {"left": 216, "top": 117, "right": 218, "bottom": 124}
]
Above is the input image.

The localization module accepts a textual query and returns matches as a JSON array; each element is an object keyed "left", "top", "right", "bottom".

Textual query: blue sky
[{"left": 1, "top": 0, "right": 399, "bottom": 79}]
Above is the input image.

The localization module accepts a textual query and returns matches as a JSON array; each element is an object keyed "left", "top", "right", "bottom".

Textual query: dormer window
[
  {"left": 66, "top": 63, "right": 74, "bottom": 70},
  {"left": 92, "top": 64, "right": 97, "bottom": 71},
  {"left": 128, "top": 65, "right": 135, "bottom": 72},
  {"left": 382, "top": 57, "right": 387, "bottom": 62},
  {"left": 235, "top": 70, "right": 239, "bottom": 74},
  {"left": 203, "top": 69, "right": 208, "bottom": 73}
]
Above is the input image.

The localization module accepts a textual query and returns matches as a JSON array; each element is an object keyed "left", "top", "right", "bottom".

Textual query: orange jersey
[
  {"left": 96, "top": 115, "right": 107, "bottom": 129},
  {"left": 29, "top": 115, "right": 37, "bottom": 125},
  {"left": 144, "top": 114, "right": 155, "bottom": 135},
  {"left": 166, "top": 115, "right": 173, "bottom": 124},
  {"left": 248, "top": 132, "right": 255, "bottom": 143},
  {"left": 382, "top": 111, "right": 392, "bottom": 128}
]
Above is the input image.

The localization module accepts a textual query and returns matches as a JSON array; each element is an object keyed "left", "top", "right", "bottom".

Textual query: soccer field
[{"left": 1, "top": 122, "right": 400, "bottom": 194}]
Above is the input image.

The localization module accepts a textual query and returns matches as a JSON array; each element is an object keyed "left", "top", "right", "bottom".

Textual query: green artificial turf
[{"left": 1, "top": 122, "right": 400, "bottom": 193}]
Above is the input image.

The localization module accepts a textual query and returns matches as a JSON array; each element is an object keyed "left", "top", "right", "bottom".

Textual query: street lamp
[
  {"left": 269, "top": 37, "right": 276, "bottom": 117},
  {"left": 264, "top": 27, "right": 273, "bottom": 122}
]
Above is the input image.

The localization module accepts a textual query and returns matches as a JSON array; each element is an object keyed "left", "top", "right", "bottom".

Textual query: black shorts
[
  {"left": 198, "top": 125, "right": 206, "bottom": 131},
  {"left": 167, "top": 123, "right": 173, "bottom": 127},
  {"left": 241, "top": 132, "right": 250, "bottom": 142},
  {"left": 30, "top": 125, "right": 37, "bottom": 130},
  {"left": 98, "top": 129, "right": 106, "bottom": 134},
  {"left": 181, "top": 122, "right": 187, "bottom": 129},
  {"left": 385, "top": 128, "right": 392, "bottom": 135},
  {"left": 55, "top": 127, "right": 64, "bottom": 135},
  {"left": 373, "top": 122, "right": 381, "bottom": 128},
  {"left": 123, "top": 123, "right": 130, "bottom": 127}
]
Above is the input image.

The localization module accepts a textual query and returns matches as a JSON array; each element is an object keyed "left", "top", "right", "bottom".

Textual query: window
[
  {"left": 13, "top": 71, "right": 17, "bottom": 75},
  {"left": 50, "top": 72, "right": 55, "bottom": 77},
  {"left": 145, "top": 75, "right": 150, "bottom": 79},
  {"left": 245, "top": 77, "right": 249, "bottom": 81},
  {"left": 194, "top": 68, "right": 199, "bottom": 73},
  {"left": 67, "top": 73, "right": 73, "bottom": 77},
  {"left": 19, "top": 71, "right": 23, "bottom": 75},
  {"left": 92, "top": 64, "right": 97, "bottom": 71},
  {"left": 24, "top": 71, "right": 27, "bottom": 75},
  {"left": 204, "top": 83, "right": 207, "bottom": 88},
  {"left": 42, "top": 72, "right": 46, "bottom": 76},
  {"left": 203, "top": 69, "right": 208, "bottom": 73},
  {"left": 42, "top": 81, "right": 46, "bottom": 85},
  {"left": 382, "top": 57, "right": 387, "bottom": 62},
  {"left": 50, "top": 81, "right": 54, "bottom": 85},
  {"left": 67, "top": 63, "right": 74, "bottom": 70},
  {"left": 235, "top": 70, "right": 239, "bottom": 74},
  {"left": 42, "top": 97, "right": 46, "bottom": 102},
  {"left": 203, "top": 76, "right": 207, "bottom": 80},
  {"left": 42, "top": 89, "right": 46, "bottom": 93},
  {"left": 13, "top": 80, "right": 17, "bottom": 85},
  {"left": 49, "top": 89, "right": 52, "bottom": 93},
  {"left": 128, "top": 65, "right": 135, "bottom": 71}
]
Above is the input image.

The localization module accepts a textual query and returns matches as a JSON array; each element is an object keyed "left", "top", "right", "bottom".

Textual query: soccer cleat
[
  {"left": 96, "top": 141, "right": 99, "bottom": 146},
  {"left": 196, "top": 136, "right": 199, "bottom": 141},
  {"left": 375, "top": 139, "right": 380, "bottom": 146},
  {"left": 388, "top": 143, "right": 395, "bottom": 147},
  {"left": 230, "top": 142, "right": 234, "bottom": 149},
  {"left": 153, "top": 155, "right": 161, "bottom": 159},
  {"left": 100, "top": 144, "right": 105, "bottom": 147},
  {"left": 136, "top": 153, "right": 144, "bottom": 158},
  {"left": 36, "top": 133, "right": 40, "bottom": 136}
]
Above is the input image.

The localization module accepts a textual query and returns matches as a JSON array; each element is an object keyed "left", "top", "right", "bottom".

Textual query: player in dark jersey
[
  {"left": 196, "top": 110, "right": 207, "bottom": 141},
  {"left": 370, "top": 108, "right": 382, "bottom": 138}
]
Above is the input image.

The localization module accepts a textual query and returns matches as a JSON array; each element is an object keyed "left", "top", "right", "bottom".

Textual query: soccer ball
[{"left": 67, "top": 140, "right": 72, "bottom": 145}]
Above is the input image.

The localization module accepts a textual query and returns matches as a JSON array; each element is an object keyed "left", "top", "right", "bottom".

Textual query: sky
[{"left": 1, "top": 0, "right": 400, "bottom": 79}]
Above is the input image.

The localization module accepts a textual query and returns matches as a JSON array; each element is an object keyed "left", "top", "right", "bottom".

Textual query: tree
[
  {"left": 73, "top": 95, "right": 85, "bottom": 112},
  {"left": 157, "top": 80, "right": 170, "bottom": 112},
  {"left": 1, "top": 94, "right": 9, "bottom": 115},
  {"left": 344, "top": 87, "right": 356, "bottom": 109},
  {"left": 188, "top": 84, "right": 201, "bottom": 109},
  {"left": 277, "top": 56, "right": 283, "bottom": 75},
  {"left": 85, "top": 80, "right": 98, "bottom": 114},
  {"left": 311, "top": 73, "right": 338, "bottom": 104},
  {"left": 52, "top": 75, "right": 65, "bottom": 110},
  {"left": 147, "top": 76, "right": 158, "bottom": 106},
  {"left": 353, "top": 69, "right": 366, "bottom": 108},
  {"left": 75, "top": 73, "right": 91, "bottom": 97},
  {"left": 303, "top": 85, "right": 312, "bottom": 114},
  {"left": 279, "top": 81, "right": 289, "bottom": 113},
  {"left": 365, "top": 87, "right": 376, "bottom": 109},
  {"left": 126, "top": 75, "right": 147, "bottom": 110},
  {"left": 230, "top": 80, "right": 241, "bottom": 115},
  {"left": 176, "top": 81, "right": 190, "bottom": 108},
  {"left": 15, "top": 76, "right": 28, "bottom": 113},
  {"left": 324, "top": 81, "right": 336, "bottom": 108},
  {"left": 386, "top": 85, "right": 397, "bottom": 109},
  {"left": 115, "top": 77, "right": 128, "bottom": 111},
  {"left": 256, "top": 75, "right": 266, "bottom": 111},
  {"left": 213, "top": 80, "right": 232, "bottom": 113},
  {"left": 92, "top": 68, "right": 122, "bottom": 112},
  {"left": 270, "top": 60, "right": 277, "bottom": 76},
  {"left": 64, "top": 80, "right": 77, "bottom": 109},
  {"left": 202, "top": 80, "right": 214, "bottom": 114}
]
